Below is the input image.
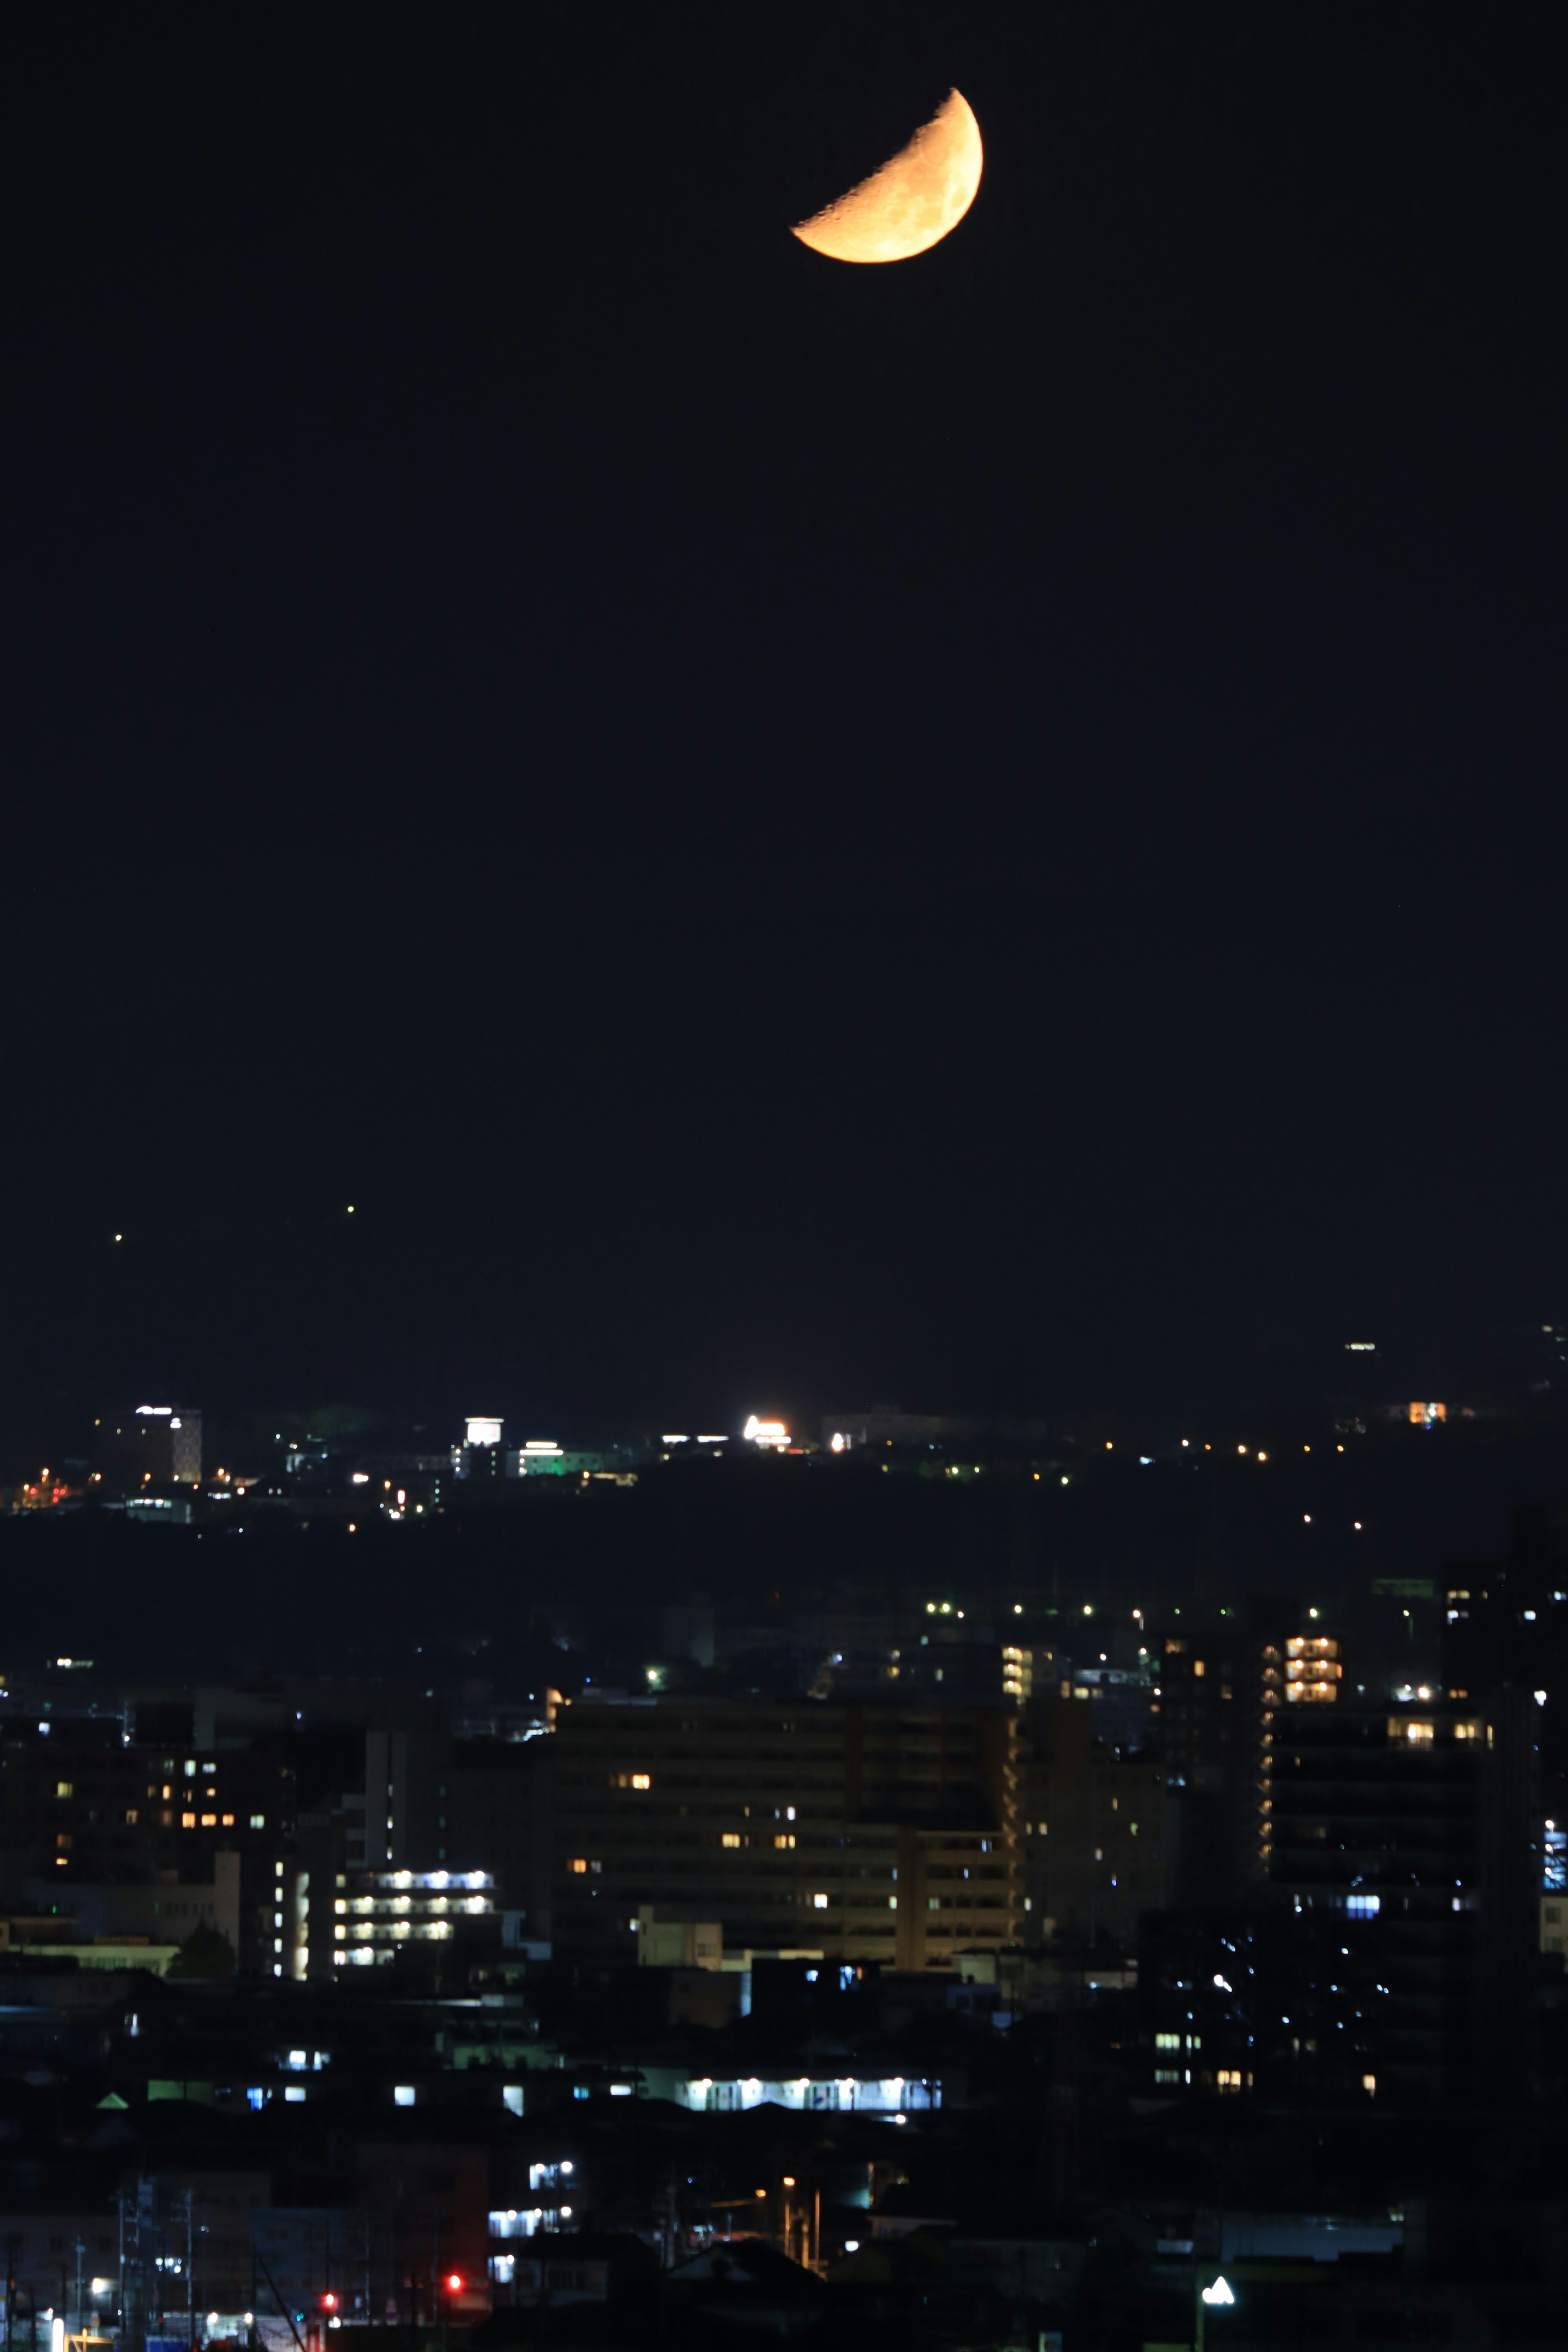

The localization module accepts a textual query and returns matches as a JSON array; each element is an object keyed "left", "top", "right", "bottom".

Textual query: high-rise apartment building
[
  {"left": 1265, "top": 1693, "right": 1539, "bottom": 2102},
  {"left": 1157, "top": 1602, "right": 1342, "bottom": 1902},
  {"left": 551, "top": 1697, "right": 1020, "bottom": 1969},
  {"left": 1020, "top": 1695, "right": 1174, "bottom": 1948}
]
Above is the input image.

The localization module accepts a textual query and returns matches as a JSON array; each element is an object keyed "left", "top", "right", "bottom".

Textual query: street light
[{"left": 1197, "top": 2274, "right": 1235, "bottom": 2352}]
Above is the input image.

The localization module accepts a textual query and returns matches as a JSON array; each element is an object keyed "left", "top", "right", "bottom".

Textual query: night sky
[{"left": 7, "top": 5, "right": 1563, "bottom": 1443}]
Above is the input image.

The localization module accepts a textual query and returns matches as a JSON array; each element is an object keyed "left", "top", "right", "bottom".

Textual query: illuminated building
[
  {"left": 1264, "top": 1694, "right": 1539, "bottom": 2102},
  {"left": 94, "top": 1404, "right": 202, "bottom": 1487},
  {"left": 329, "top": 1866, "right": 494, "bottom": 1967},
  {"left": 0, "top": 1713, "right": 303, "bottom": 1978},
  {"left": 551, "top": 1698, "right": 1020, "bottom": 1969},
  {"left": 1158, "top": 1604, "right": 1342, "bottom": 1903}
]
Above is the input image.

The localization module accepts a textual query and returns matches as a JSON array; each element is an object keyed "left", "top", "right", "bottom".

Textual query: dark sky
[{"left": 6, "top": 4, "right": 1563, "bottom": 1442}]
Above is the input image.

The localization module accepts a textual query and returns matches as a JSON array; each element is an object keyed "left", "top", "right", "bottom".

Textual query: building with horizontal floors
[
  {"left": 1157, "top": 1602, "right": 1344, "bottom": 1905},
  {"left": 1265, "top": 1692, "right": 1539, "bottom": 2102},
  {"left": 1020, "top": 1695, "right": 1174, "bottom": 1949},
  {"left": 551, "top": 1697, "right": 1020, "bottom": 1969},
  {"left": 327, "top": 1866, "right": 496, "bottom": 1969}
]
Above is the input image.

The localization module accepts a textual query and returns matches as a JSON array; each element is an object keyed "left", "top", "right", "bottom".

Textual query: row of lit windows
[{"left": 334, "top": 1894, "right": 488, "bottom": 1915}]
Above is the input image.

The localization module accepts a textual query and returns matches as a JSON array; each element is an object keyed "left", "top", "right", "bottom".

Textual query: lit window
[
  {"left": 775, "top": 1834, "right": 795, "bottom": 1849},
  {"left": 124, "top": 1808, "right": 139, "bottom": 1826},
  {"left": 812, "top": 1893, "right": 829, "bottom": 1909},
  {"left": 393, "top": 2085, "right": 415, "bottom": 2107},
  {"left": 1155, "top": 2033, "right": 1181, "bottom": 2049},
  {"left": 1390, "top": 1719, "right": 1435, "bottom": 1745},
  {"left": 200, "top": 1813, "right": 217, "bottom": 1828},
  {"left": 630, "top": 1774, "right": 651, "bottom": 1790},
  {"left": 221, "top": 1813, "right": 234, "bottom": 1826},
  {"left": 250, "top": 1813, "right": 265, "bottom": 1829},
  {"left": 1453, "top": 1721, "right": 1481, "bottom": 1741},
  {"left": 56, "top": 1832, "right": 71, "bottom": 1851},
  {"left": 1362, "top": 2074, "right": 1376, "bottom": 2096},
  {"left": 56, "top": 1781, "right": 74, "bottom": 1800},
  {"left": 182, "top": 1813, "right": 196, "bottom": 1829},
  {"left": 1215, "top": 2070, "right": 1243, "bottom": 2092},
  {"left": 721, "top": 1833, "right": 742, "bottom": 1850},
  {"left": 570, "top": 1858, "right": 588, "bottom": 1875}
]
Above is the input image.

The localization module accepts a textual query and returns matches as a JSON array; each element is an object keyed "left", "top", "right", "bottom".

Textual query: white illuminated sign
[{"left": 466, "top": 1418, "right": 503, "bottom": 1447}]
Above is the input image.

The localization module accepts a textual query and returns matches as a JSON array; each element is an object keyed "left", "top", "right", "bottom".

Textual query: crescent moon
[{"left": 791, "top": 89, "right": 983, "bottom": 265}]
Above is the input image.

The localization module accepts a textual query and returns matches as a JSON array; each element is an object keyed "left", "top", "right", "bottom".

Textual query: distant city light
[{"left": 744, "top": 1416, "right": 790, "bottom": 1449}]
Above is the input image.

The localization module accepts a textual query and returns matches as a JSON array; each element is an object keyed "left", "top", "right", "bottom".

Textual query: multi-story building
[
  {"left": 0, "top": 1717, "right": 299, "bottom": 1976},
  {"left": 1265, "top": 1692, "right": 1539, "bottom": 2102},
  {"left": 551, "top": 1697, "right": 1020, "bottom": 1970},
  {"left": 94, "top": 1405, "right": 202, "bottom": 1487},
  {"left": 324, "top": 1866, "right": 496, "bottom": 1971},
  {"left": 1020, "top": 1695, "right": 1174, "bottom": 1949},
  {"left": 1157, "top": 1603, "right": 1343, "bottom": 1902},
  {"left": 1443, "top": 1504, "right": 1568, "bottom": 1822}
]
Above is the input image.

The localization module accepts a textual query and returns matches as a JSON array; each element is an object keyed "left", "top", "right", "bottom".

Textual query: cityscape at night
[{"left": 6, "top": 5, "right": 1564, "bottom": 2350}]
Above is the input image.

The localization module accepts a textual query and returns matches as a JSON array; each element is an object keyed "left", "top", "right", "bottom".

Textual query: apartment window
[
  {"left": 812, "top": 1893, "right": 829, "bottom": 1909},
  {"left": 221, "top": 1813, "right": 235, "bottom": 1827},
  {"left": 1453, "top": 1721, "right": 1481, "bottom": 1741},
  {"left": 1215, "top": 2070, "right": 1243, "bottom": 2093},
  {"left": 182, "top": 1812, "right": 196, "bottom": 1829},
  {"left": 56, "top": 1781, "right": 73, "bottom": 1800},
  {"left": 1362, "top": 2074, "right": 1377, "bottom": 2096},
  {"left": 200, "top": 1813, "right": 217, "bottom": 1828},
  {"left": 569, "top": 1859, "right": 589, "bottom": 1875},
  {"left": 124, "top": 1809, "right": 139, "bottom": 1826},
  {"left": 250, "top": 1813, "right": 265, "bottom": 1828},
  {"left": 1390, "top": 1719, "right": 1435, "bottom": 1745},
  {"left": 774, "top": 1835, "right": 795, "bottom": 1849},
  {"left": 1155, "top": 2033, "right": 1181, "bottom": 2050},
  {"left": 631, "top": 1774, "right": 651, "bottom": 1789},
  {"left": 721, "top": 1833, "right": 742, "bottom": 1850},
  {"left": 56, "top": 1833, "right": 71, "bottom": 1851}
]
